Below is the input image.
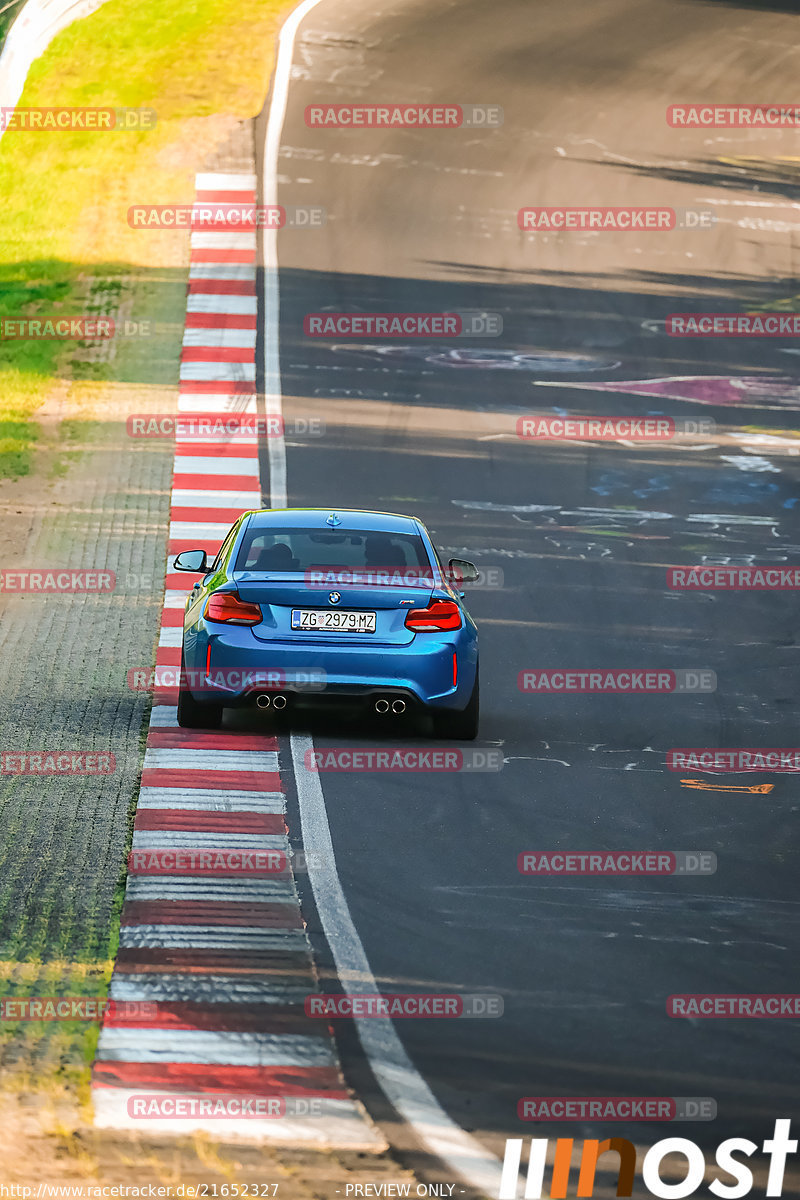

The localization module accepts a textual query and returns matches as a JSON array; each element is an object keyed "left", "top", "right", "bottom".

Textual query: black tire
[
  {"left": 432, "top": 670, "right": 479, "bottom": 740},
  {"left": 176, "top": 652, "right": 223, "bottom": 729}
]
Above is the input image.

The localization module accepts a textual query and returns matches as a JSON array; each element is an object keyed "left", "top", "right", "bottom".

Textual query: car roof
[{"left": 240, "top": 508, "right": 423, "bottom": 534}]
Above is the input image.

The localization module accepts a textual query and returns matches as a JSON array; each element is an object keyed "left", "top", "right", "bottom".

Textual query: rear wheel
[
  {"left": 177, "top": 651, "right": 223, "bottom": 729},
  {"left": 432, "top": 670, "right": 479, "bottom": 740}
]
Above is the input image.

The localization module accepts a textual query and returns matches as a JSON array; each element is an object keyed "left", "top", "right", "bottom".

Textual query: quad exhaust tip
[
  {"left": 374, "top": 698, "right": 390, "bottom": 714},
  {"left": 374, "top": 697, "right": 406, "bottom": 715},
  {"left": 272, "top": 694, "right": 288, "bottom": 710},
  {"left": 391, "top": 699, "right": 406, "bottom": 715},
  {"left": 256, "top": 693, "right": 288, "bottom": 710},
  {"left": 256, "top": 694, "right": 271, "bottom": 709}
]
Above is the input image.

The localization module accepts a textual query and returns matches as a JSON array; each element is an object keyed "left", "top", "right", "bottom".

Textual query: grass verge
[
  {"left": 0, "top": 0, "right": 292, "bottom": 1080},
  {"left": 0, "top": 0, "right": 289, "bottom": 478}
]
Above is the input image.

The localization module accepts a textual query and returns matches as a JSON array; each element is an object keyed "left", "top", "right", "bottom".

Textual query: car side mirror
[
  {"left": 174, "top": 549, "right": 209, "bottom": 573},
  {"left": 447, "top": 557, "right": 479, "bottom": 584}
]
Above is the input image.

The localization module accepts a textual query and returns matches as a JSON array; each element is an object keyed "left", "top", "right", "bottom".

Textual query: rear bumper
[{"left": 182, "top": 623, "right": 478, "bottom": 710}]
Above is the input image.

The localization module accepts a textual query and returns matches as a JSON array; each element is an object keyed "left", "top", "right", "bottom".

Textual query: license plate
[{"left": 291, "top": 608, "right": 376, "bottom": 633}]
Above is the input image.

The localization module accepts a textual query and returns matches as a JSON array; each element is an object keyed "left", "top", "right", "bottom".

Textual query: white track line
[{"left": 262, "top": 3, "right": 505, "bottom": 1194}]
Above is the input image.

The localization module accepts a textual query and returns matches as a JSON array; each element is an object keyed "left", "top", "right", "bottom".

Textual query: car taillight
[
  {"left": 404, "top": 599, "right": 462, "bottom": 632},
  {"left": 205, "top": 592, "right": 262, "bottom": 625}
]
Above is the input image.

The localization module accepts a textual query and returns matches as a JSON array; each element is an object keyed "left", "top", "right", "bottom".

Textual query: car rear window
[{"left": 235, "top": 526, "right": 431, "bottom": 573}]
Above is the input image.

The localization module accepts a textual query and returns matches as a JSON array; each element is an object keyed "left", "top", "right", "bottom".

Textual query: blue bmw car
[{"left": 174, "top": 508, "right": 480, "bottom": 738}]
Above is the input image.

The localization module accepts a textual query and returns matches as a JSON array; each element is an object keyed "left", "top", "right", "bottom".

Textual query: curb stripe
[
  {"left": 124, "top": 880, "right": 297, "bottom": 902},
  {"left": 138, "top": 770, "right": 282, "bottom": 792},
  {"left": 169, "top": 505, "right": 258, "bottom": 522},
  {"left": 97, "top": 1028, "right": 333, "bottom": 1066},
  {"left": 188, "top": 278, "right": 258, "bottom": 293},
  {"left": 179, "top": 362, "right": 257, "bottom": 380},
  {"left": 181, "top": 344, "right": 257, "bottom": 360},
  {"left": 115, "top": 949, "right": 310, "bottom": 970},
  {"left": 94, "top": 1063, "right": 346, "bottom": 1096},
  {"left": 146, "top": 730, "right": 278, "bottom": 751},
  {"left": 133, "top": 812, "right": 286, "bottom": 835},
  {"left": 172, "top": 453, "right": 259, "bottom": 470},
  {"left": 190, "top": 249, "right": 255, "bottom": 264},
  {"left": 110, "top": 974, "right": 311, "bottom": 1002},
  {"left": 187, "top": 295, "right": 257, "bottom": 315},
  {"left": 136, "top": 787, "right": 285, "bottom": 812},
  {"left": 183, "top": 326, "right": 258, "bottom": 345},
  {"left": 143, "top": 748, "right": 279, "bottom": 770},
  {"left": 172, "top": 472, "right": 262, "bottom": 490},
  {"left": 170, "top": 489, "right": 262, "bottom": 506},
  {"left": 121, "top": 901, "right": 301, "bottom": 927},
  {"left": 93, "top": 169, "right": 379, "bottom": 1149},
  {"left": 118, "top": 927, "right": 306, "bottom": 951}
]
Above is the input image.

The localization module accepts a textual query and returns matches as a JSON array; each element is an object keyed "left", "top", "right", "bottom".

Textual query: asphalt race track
[{"left": 253, "top": 0, "right": 800, "bottom": 1191}]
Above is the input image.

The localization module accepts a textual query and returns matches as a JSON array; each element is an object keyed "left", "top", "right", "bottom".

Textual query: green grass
[
  {"left": 0, "top": 0, "right": 292, "bottom": 1080},
  {"left": 0, "top": 0, "right": 290, "bottom": 478}
]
